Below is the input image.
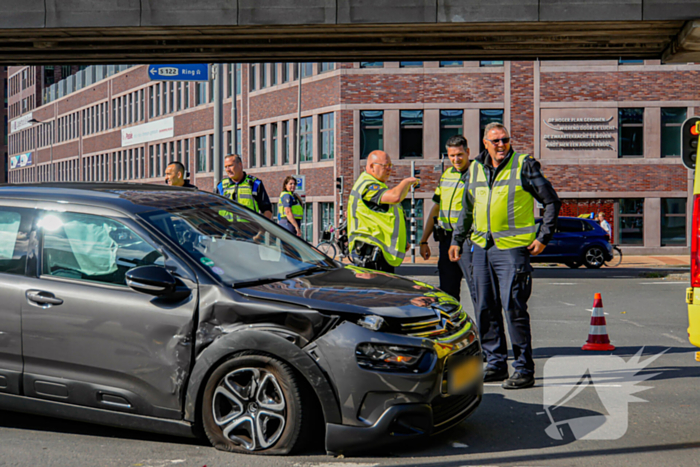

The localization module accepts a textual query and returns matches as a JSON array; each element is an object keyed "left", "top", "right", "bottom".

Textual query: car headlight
[{"left": 355, "top": 343, "right": 433, "bottom": 373}]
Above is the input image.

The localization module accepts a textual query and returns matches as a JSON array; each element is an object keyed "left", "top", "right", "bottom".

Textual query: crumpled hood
[{"left": 237, "top": 265, "right": 459, "bottom": 319}]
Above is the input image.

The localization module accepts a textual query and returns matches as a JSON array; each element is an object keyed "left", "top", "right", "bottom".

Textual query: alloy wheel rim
[
  {"left": 586, "top": 247, "right": 604, "bottom": 267},
  {"left": 212, "top": 368, "right": 286, "bottom": 450}
]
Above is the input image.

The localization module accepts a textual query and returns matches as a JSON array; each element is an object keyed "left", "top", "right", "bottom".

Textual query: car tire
[
  {"left": 565, "top": 261, "right": 581, "bottom": 269},
  {"left": 202, "top": 353, "right": 310, "bottom": 455},
  {"left": 583, "top": 246, "right": 606, "bottom": 269}
]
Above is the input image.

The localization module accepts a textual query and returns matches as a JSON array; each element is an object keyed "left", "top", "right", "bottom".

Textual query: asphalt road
[{"left": 1, "top": 266, "right": 698, "bottom": 467}]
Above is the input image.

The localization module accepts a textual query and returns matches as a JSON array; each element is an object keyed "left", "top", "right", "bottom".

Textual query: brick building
[{"left": 6, "top": 60, "right": 699, "bottom": 254}]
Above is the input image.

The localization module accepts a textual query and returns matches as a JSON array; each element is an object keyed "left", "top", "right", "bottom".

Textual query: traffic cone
[{"left": 582, "top": 292, "right": 615, "bottom": 351}]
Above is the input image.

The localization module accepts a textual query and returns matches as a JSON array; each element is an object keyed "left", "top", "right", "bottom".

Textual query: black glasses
[{"left": 485, "top": 137, "right": 510, "bottom": 145}]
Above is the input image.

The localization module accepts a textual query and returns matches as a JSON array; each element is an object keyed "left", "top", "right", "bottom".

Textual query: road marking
[
  {"left": 620, "top": 319, "right": 645, "bottom": 328},
  {"left": 548, "top": 282, "right": 578, "bottom": 285},
  {"left": 452, "top": 442, "right": 469, "bottom": 448},
  {"left": 640, "top": 282, "right": 688, "bottom": 285},
  {"left": 559, "top": 301, "right": 576, "bottom": 306},
  {"left": 662, "top": 333, "right": 687, "bottom": 344}
]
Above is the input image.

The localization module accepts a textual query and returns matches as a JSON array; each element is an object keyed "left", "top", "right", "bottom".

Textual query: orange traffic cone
[{"left": 582, "top": 292, "right": 615, "bottom": 351}]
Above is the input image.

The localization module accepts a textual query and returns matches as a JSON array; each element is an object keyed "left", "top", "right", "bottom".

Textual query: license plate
[{"left": 447, "top": 355, "right": 482, "bottom": 395}]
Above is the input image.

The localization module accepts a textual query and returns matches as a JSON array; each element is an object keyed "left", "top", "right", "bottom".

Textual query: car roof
[{"left": 0, "top": 183, "right": 222, "bottom": 214}]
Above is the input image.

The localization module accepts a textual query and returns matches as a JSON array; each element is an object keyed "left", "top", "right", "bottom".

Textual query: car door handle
[{"left": 26, "top": 291, "right": 64, "bottom": 306}]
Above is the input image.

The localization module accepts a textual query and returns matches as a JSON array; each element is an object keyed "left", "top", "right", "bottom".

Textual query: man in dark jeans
[{"left": 449, "top": 123, "right": 560, "bottom": 390}]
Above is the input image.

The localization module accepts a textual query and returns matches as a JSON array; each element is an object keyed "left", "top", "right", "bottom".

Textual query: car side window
[
  {"left": 556, "top": 219, "right": 583, "bottom": 233},
  {"left": 0, "top": 208, "right": 33, "bottom": 276},
  {"left": 40, "top": 211, "right": 163, "bottom": 286}
]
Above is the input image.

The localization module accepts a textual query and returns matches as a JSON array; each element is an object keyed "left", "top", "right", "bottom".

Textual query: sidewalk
[{"left": 398, "top": 254, "right": 689, "bottom": 268}]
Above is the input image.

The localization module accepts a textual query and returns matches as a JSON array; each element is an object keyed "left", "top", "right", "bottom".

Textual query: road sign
[
  {"left": 295, "top": 175, "right": 306, "bottom": 193},
  {"left": 147, "top": 64, "right": 210, "bottom": 82}
]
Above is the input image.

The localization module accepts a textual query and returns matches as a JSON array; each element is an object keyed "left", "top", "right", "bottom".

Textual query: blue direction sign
[{"left": 147, "top": 64, "right": 210, "bottom": 82}]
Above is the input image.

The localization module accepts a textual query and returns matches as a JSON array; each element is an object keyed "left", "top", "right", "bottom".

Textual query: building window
[
  {"left": 302, "top": 203, "right": 313, "bottom": 242},
  {"left": 209, "top": 134, "right": 214, "bottom": 172},
  {"left": 261, "top": 63, "right": 267, "bottom": 89},
  {"left": 195, "top": 82, "right": 206, "bottom": 106},
  {"left": 260, "top": 125, "right": 267, "bottom": 166},
  {"left": 301, "top": 63, "right": 313, "bottom": 78},
  {"left": 619, "top": 108, "right": 644, "bottom": 157},
  {"left": 401, "top": 198, "right": 424, "bottom": 243},
  {"left": 400, "top": 61, "right": 423, "bottom": 68},
  {"left": 400, "top": 110, "right": 423, "bottom": 159},
  {"left": 299, "top": 117, "right": 313, "bottom": 162},
  {"left": 236, "top": 129, "right": 241, "bottom": 155},
  {"left": 661, "top": 198, "right": 687, "bottom": 246},
  {"left": 282, "top": 121, "right": 290, "bottom": 164},
  {"left": 250, "top": 127, "right": 257, "bottom": 167},
  {"left": 619, "top": 198, "right": 644, "bottom": 245},
  {"left": 196, "top": 136, "right": 206, "bottom": 172},
  {"left": 479, "top": 109, "right": 504, "bottom": 153},
  {"left": 440, "top": 61, "right": 463, "bottom": 67},
  {"left": 440, "top": 110, "right": 464, "bottom": 156},
  {"left": 250, "top": 64, "right": 257, "bottom": 91},
  {"left": 320, "top": 202, "right": 335, "bottom": 232},
  {"left": 360, "top": 111, "right": 383, "bottom": 160},
  {"left": 183, "top": 140, "right": 190, "bottom": 175},
  {"left": 271, "top": 63, "right": 278, "bottom": 86},
  {"left": 235, "top": 65, "right": 241, "bottom": 95},
  {"left": 282, "top": 63, "right": 290, "bottom": 83},
  {"left": 271, "top": 123, "right": 278, "bottom": 165},
  {"left": 661, "top": 107, "right": 687, "bottom": 157},
  {"left": 480, "top": 60, "right": 504, "bottom": 66},
  {"left": 183, "top": 83, "right": 190, "bottom": 109},
  {"left": 619, "top": 59, "right": 644, "bottom": 65},
  {"left": 320, "top": 63, "right": 335, "bottom": 72},
  {"left": 320, "top": 113, "right": 334, "bottom": 160}
]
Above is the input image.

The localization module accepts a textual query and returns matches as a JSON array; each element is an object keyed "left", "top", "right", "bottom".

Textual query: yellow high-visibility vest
[
  {"left": 468, "top": 153, "right": 537, "bottom": 249},
  {"left": 436, "top": 167, "right": 465, "bottom": 231},
  {"left": 221, "top": 175, "right": 260, "bottom": 212},
  {"left": 278, "top": 191, "right": 303, "bottom": 220},
  {"left": 347, "top": 172, "right": 407, "bottom": 267}
]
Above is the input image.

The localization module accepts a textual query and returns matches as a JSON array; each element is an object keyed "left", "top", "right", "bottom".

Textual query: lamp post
[{"left": 29, "top": 118, "right": 53, "bottom": 182}]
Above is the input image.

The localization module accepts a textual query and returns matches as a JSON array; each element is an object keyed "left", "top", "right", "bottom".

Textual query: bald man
[{"left": 347, "top": 150, "right": 419, "bottom": 272}]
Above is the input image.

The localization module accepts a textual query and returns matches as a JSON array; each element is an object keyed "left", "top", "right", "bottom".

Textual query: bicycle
[
  {"left": 605, "top": 244, "right": 623, "bottom": 267},
  {"left": 316, "top": 221, "right": 349, "bottom": 260}
]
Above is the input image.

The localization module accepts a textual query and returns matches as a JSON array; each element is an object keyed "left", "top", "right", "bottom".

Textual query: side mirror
[{"left": 126, "top": 265, "right": 179, "bottom": 297}]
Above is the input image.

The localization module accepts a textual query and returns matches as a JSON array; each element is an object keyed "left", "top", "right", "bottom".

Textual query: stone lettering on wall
[{"left": 540, "top": 110, "right": 619, "bottom": 159}]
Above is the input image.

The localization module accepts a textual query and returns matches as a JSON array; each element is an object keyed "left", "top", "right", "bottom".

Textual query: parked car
[
  {"left": 0, "top": 183, "right": 482, "bottom": 455},
  {"left": 531, "top": 217, "right": 613, "bottom": 269}
]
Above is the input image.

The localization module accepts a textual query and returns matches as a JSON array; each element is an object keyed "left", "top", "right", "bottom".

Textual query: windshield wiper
[{"left": 285, "top": 265, "right": 335, "bottom": 279}]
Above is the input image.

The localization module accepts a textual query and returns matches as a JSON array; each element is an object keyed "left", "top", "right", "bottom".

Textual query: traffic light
[
  {"left": 335, "top": 176, "right": 343, "bottom": 193},
  {"left": 681, "top": 117, "right": 700, "bottom": 170}
]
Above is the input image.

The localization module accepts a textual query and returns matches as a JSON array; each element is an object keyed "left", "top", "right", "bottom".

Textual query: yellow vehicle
[{"left": 683, "top": 117, "right": 700, "bottom": 347}]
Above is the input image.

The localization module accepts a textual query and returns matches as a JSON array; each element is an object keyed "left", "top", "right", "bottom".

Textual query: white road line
[
  {"left": 640, "top": 282, "right": 688, "bottom": 285},
  {"left": 620, "top": 319, "right": 645, "bottom": 328},
  {"left": 662, "top": 333, "right": 687, "bottom": 344},
  {"left": 559, "top": 301, "right": 576, "bottom": 306}
]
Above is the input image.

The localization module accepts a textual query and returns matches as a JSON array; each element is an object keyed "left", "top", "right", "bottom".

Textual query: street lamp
[{"left": 29, "top": 117, "right": 54, "bottom": 182}]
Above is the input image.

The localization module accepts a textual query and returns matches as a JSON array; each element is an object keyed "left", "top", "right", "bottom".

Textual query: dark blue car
[{"left": 532, "top": 217, "right": 614, "bottom": 269}]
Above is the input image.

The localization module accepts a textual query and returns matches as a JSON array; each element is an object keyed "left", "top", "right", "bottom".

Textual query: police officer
[
  {"left": 165, "top": 161, "right": 197, "bottom": 188},
  {"left": 278, "top": 175, "right": 303, "bottom": 236},
  {"left": 449, "top": 123, "right": 560, "bottom": 390},
  {"left": 347, "top": 150, "right": 419, "bottom": 273},
  {"left": 216, "top": 154, "right": 273, "bottom": 219},
  {"left": 418, "top": 135, "right": 475, "bottom": 303}
]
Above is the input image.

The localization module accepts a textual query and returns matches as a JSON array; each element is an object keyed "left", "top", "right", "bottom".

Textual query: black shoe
[
  {"left": 483, "top": 368, "right": 509, "bottom": 382},
  {"left": 502, "top": 372, "right": 535, "bottom": 389}
]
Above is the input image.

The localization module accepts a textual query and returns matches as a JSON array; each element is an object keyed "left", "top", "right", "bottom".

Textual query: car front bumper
[{"left": 310, "top": 320, "right": 483, "bottom": 454}]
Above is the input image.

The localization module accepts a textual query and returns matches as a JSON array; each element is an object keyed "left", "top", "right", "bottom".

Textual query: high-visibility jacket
[
  {"left": 278, "top": 191, "right": 303, "bottom": 220},
  {"left": 221, "top": 175, "right": 261, "bottom": 212},
  {"left": 348, "top": 172, "right": 407, "bottom": 267},
  {"left": 468, "top": 153, "right": 537, "bottom": 250},
  {"left": 436, "top": 167, "right": 466, "bottom": 231}
]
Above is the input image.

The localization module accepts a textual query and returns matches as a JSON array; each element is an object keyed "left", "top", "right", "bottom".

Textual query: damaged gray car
[{"left": 0, "top": 184, "right": 482, "bottom": 455}]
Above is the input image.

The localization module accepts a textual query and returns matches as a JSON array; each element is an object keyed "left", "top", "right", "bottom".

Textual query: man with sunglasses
[
  {"left": 449, "top": 123, "right": 560, "bottom": 389},
  {"left": 347, "top": 150, "right": 419, "bottom": 272}
]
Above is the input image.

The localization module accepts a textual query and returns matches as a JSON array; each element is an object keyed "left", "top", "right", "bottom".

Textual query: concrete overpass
[{"left": 2, "top": 1, "right": 700, "bottom": 64}]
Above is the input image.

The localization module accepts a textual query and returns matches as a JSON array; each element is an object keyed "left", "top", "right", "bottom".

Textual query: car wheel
[
  {"left": 583, "top": 246, "right": 605, "bottom": 269},
  {"left": 202, "top": 354, "right": 309, "bottom": 455},
  {"left": 565, "top": 261, "right": 581, "bottom": 269}
]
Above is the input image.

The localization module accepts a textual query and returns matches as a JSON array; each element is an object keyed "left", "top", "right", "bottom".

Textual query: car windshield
[{"left": 140, "top": 201, "right": 335, "bottom": 286}]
